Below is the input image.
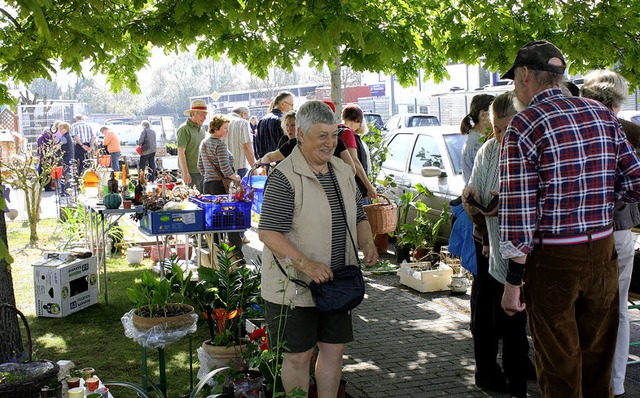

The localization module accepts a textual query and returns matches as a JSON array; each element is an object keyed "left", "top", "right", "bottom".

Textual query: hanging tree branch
[{"left": 0, "top": 8, "right": 24, "bottom": 32}]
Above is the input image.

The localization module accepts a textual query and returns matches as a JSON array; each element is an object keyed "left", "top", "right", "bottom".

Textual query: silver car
[{"left": 378, "top": 125, "right": 466, "bottom": 241}]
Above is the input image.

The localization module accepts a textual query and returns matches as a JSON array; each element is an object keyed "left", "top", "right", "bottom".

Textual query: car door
[
  {"left": 404, "top": 133, "right": 445, "bottom": 215},
  {"left": 379, "top": 133, "right": 414, "bottom": 199}
]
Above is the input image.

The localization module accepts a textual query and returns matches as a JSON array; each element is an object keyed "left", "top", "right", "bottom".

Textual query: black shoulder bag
[{"left": 273, "top": 165, "right": 365, "bottom": 314}]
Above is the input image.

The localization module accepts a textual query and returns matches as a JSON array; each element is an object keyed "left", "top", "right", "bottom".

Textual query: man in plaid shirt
[{"left": 499, "top": 41, "right": 640, "bottom": 397}]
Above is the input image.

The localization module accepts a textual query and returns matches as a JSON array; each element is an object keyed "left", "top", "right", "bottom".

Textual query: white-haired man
[{"left": 226, "top": 106, "right": 256, "bottom": 179}]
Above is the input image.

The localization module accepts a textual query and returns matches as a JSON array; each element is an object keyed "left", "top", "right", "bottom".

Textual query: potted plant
[
  {"left": 126, "top": 255, "right": 195, "bottom": 330},
  {"left": 187, "top": 243, "right": 261, "bottom": 365},
  {"left": 391, "top": 183, "right": 433, "bottom": 263}
]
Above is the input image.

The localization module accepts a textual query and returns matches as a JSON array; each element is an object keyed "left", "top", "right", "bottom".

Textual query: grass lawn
[{"left": 7, "top": 218, "right": 211, "bottom": 397}]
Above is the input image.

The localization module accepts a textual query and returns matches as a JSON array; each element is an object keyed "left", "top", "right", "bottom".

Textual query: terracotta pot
[
  {"left": 412, "top": 248, "right": 431, "bottom": 262},
  {"left": 374, "top": 233, "right": 389, "bottom": 255},
  {"left": 202, "top": 339, "right": 248, "bottom": 369},
  {"left": 132, "top": 303, "right": 195, "bottom": 331}
]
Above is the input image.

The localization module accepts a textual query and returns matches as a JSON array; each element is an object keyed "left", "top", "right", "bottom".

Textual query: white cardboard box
[
  {"left": 33, "top": 256, "right": 99, "bottom": 318},
  {"left": 399, "top": 261, "right": 453, "bottom": 293}
]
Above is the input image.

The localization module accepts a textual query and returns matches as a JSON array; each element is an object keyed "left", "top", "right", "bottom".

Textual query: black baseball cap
[{"left": 501, "top": 40, "right": 566, "bottom": 80}]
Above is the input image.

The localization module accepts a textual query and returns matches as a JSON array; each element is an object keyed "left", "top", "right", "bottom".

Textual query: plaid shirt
[{"left": 499, "top": 88, "right": 640, "bottom": 258}]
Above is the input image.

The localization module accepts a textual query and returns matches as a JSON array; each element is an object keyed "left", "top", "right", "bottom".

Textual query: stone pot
[
  {"left": 448, "top": 275, "right": 469, "bottom": 295},
  {"left": 126, "top": 247, "right": 145, "bottom": 264}
]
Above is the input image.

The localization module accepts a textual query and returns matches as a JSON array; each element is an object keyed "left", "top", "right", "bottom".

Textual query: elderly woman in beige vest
[{"left": 259, "top": 100, "right": 378, "bottom": 398}]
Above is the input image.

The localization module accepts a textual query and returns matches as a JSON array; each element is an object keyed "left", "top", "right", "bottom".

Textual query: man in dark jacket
[{"left": 254, "top": 91, "right": 294, "bottom": 158}]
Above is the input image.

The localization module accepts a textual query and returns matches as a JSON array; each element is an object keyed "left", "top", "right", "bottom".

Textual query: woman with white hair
[
  {"left": 259, "top": 100, "right": 377, "bottom": 397},
  {"left": 581, "top": 69, "right": 640, "bottom": 398}
]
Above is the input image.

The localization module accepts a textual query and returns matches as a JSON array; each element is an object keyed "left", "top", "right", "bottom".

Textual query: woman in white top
[{"left": 460, "top": 94, "right": 495, "bottom": 185}]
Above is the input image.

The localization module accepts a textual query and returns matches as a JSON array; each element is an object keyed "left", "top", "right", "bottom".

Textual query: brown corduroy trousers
[{"left": 524, "top": 234, "right": 618, "bottom": 398}]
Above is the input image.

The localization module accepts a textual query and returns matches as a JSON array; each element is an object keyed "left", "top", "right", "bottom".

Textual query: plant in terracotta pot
[
  {"left": 126, "top": 256, "right": 195, "bottom": 330},
  {"left": 187, "top": 243, "right": 261, "bottom": 365}
]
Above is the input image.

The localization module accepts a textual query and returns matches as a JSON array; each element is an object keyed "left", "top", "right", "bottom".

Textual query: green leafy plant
[
  {"left": 361, "top": 124, "right": 389, "bottom": 181},
  {"left": 394, "top": 183, "right": 433, "bottom": 236},
  {"left": 126, "top": 255, "right": 192, "bottom": 317},
  {"left": 187, "top": 243, "right": 261, "bottom": 346}
]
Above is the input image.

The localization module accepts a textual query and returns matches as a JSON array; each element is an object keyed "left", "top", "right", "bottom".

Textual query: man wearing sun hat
[
  {"left": 498, "top": 40, "right": 640, "bottom": 397},
  {"left": 177, "top": 99, "right": 208, "bottom": 191}
]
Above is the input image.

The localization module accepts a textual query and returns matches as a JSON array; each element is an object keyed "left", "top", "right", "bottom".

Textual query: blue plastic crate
[
  {"left": 139, "top": 209, "right": 204, "bottom": 234},
  {"left": 189, "top": 195, "right": 252, "bottom": 231},
  {"left": 242, "top": 175, "right": 267, "bottom": 214}
]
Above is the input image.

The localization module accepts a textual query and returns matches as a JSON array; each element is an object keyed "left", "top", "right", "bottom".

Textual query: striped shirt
[
  {"left": 499, "top": 88, "right": 640, "bottom": 258},
  {"left": 71, "top": 121, "right": 93, "bottom": 143},
  {"left": 259, "top": 165, "right": 366, "bottom": 268},
  {"left": 197, "top": 136, "right": 235, "bottom": 183}
]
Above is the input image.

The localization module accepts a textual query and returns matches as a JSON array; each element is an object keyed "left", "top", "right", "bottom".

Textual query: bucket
[
  {"left": 127, "top": 247, "right": 145, "bottom": 264},
  {"left": 175, "top": 243, "right": 193, "bottom": 260},
  {"left": 51, "top": 166, "right": 63, "bottom": 179},
  {"left": 150, "top": 244, "right": 172, "bottom": 262},
  {"left": 98, "top": 155, "right": 111, "bottom": 167}
]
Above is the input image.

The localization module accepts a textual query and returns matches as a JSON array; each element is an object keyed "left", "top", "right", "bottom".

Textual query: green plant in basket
[{"left": 126, "top": 255, "right": 192, "bottom": 318}]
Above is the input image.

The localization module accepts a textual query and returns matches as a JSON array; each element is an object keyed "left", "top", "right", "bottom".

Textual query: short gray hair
[
  {"left": 581, "top": 69, "right": 629, "bottom": 110},
  {"left": 274, "top": 91, "right": 294, "bottom": 106},
  {"left": 296, "top": 101, "right": 336, "bottom": 135},
  {"left": 141, "top": 120, "right": 150, "bottom": 128},
  {"left": 490, "top": 91, "right": 517, "bottom": 121},
  {"left": 232, "top": 106, "right": 250, "bottom": 117}
]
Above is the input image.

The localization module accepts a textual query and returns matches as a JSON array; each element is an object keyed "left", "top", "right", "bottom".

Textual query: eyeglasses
[{"left": 283, "top": 101, "right": 294, "bottom": 107}]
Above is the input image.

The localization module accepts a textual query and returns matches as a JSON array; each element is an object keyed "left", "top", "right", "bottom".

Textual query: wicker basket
[
  {"left": 363, "top": 194, "right": 397, "bottom": 235},
  {"left": 0, "top": 303, "right": 59, "bottom": 397}
]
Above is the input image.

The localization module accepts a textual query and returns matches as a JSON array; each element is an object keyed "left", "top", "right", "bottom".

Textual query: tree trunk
[
  {"left": 0, "top": 173, "right": 22, "bottom": 362},
  {"left": 330, "top": 49, "right": 342, "bottom": 117}
]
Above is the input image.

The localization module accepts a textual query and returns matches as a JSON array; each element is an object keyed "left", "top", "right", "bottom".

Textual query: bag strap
[
  {"left": 272, "top": 163, "right": 361, "bottom": 287},
  {"left": 328, "top": 164, "right": 360, "bottom": 268}
]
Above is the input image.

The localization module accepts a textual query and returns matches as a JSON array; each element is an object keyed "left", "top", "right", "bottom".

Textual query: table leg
[{"left": 100, "top": 214, "right": 108, "bottom": 304}]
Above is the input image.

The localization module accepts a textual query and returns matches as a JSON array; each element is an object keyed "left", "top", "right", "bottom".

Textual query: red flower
[
  {"left": 250, "top": 328, "right": 267, "bottom": 341},
  {"left": 259, "top": 340, "right": 269, "bottom": 351}
]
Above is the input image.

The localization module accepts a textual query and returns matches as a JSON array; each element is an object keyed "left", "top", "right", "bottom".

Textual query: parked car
[
  {"left": 383, "top": 113, "right": 440, "bottom": 136},
  {"left": 618, "top": 110, "right": 640, "bottom": 126},
  {"left": 364, "top": 112, "right": 384, "bottom": 130},
  {"left": 378, "top": 125, "right": 466, "bottom": 242}
]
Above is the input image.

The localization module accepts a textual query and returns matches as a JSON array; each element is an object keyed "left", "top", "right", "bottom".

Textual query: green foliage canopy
[{"left": 2, "top": 0, "right": 640, "bottom": 105}]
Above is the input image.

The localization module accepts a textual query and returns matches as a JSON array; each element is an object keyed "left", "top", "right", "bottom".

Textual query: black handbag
[{"left": 274, "top": 164, "right": 365, "bottom": 314}]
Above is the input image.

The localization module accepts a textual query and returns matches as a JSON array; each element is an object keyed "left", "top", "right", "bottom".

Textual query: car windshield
[
  {"left": 408, "top": 116, "right": 439, "bottom": 127},
  {"left": 443, "top": 134, "right": 466, "bottom": 175}
]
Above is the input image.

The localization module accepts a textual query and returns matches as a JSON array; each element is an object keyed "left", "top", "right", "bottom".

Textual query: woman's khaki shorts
[{"left": 264, "top": 301, "right": 353, "bottom": 353}]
